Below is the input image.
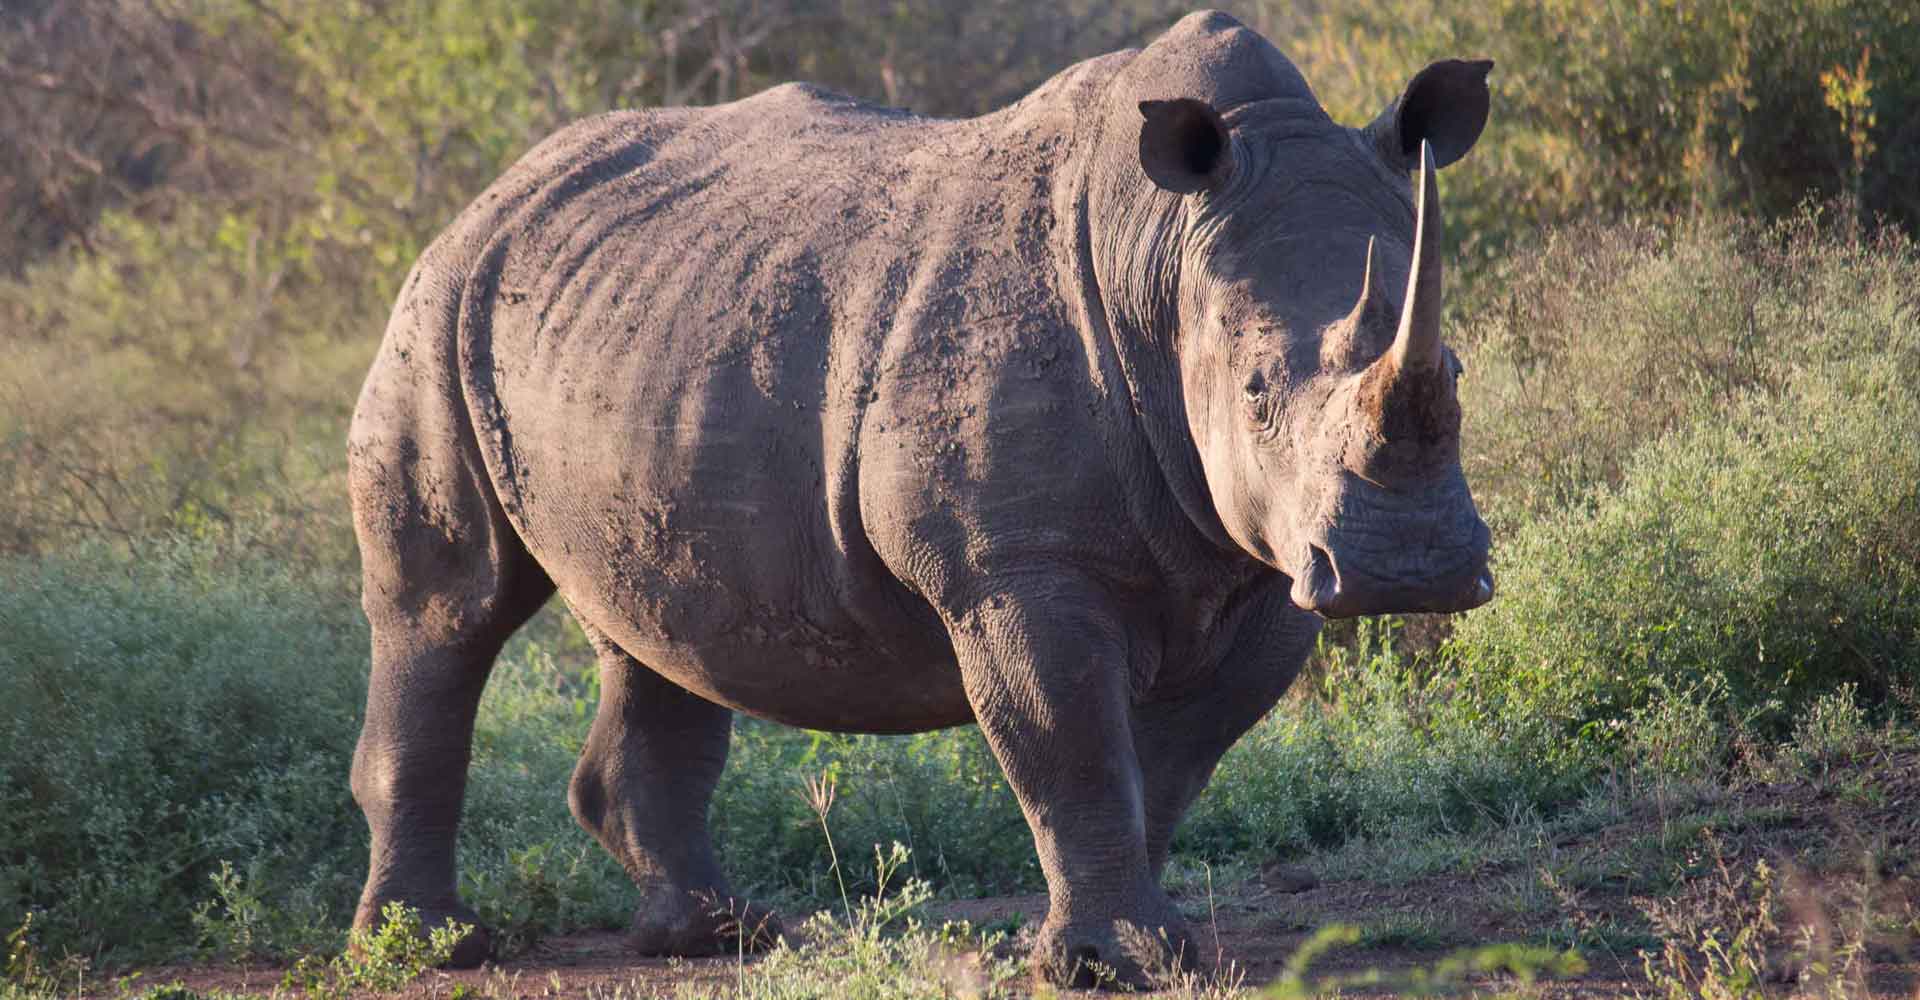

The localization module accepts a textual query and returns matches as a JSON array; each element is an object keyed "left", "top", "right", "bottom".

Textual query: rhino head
[{"left": 1126, "top": 44, "right": 1495, "bottom": 618}]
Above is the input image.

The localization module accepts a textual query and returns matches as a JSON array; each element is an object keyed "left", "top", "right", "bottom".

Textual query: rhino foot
[
  {"left": 351, "top": 897, "right": 492, "bottom": 969},
  {"left": 1033, "top": 907, "right": 1198, "bottom": 990},
  {"left": 628, "top": 885, "right": 783, "bottom": 956}
]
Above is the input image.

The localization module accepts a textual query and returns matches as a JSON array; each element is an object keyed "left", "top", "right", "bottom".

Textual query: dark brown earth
[
  {"left": 106, "top": 896, "right": 1647, "bottom": 1000},
  {"left": 116, "top": 861, "right": 1918, "bottom": 999},
  {"left": 107, "top": 750, "right": 1920, "bottom": 997},
  {"left": 114, "top": 882, "right": 1919, "bottom": 999}
]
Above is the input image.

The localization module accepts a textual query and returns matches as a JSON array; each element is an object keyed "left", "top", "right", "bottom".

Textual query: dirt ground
[
  {"left": 113, "top": 894, "right": 1647, "bottom": 1000},
  {"left": 119, "top": 752, "right": 1920, "bottom": 998},
  {"left": 121, "top": 874, "right": 1919, "bottom": 999}
]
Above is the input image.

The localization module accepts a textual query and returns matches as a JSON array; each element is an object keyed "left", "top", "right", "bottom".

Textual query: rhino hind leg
[
  {"left": 347, "top": 330, "right": 557, "bottom": 966},
  {"left": 350, "top": 604, "right": 546, "bottom": 967},
  {"left": 347, "top": 520, "right": 553, "bottom": 967},
  {"left": 567, "top": 621, "right": 780, "bottom": 956}
]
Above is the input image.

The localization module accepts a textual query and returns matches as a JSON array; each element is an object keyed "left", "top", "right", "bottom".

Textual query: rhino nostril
[
  {"left": 1289, "top": 543, "right": 1343, "bottom": 614},
  {"left": 1307, "top": 543, "right": 1339, "bottom": 595}
]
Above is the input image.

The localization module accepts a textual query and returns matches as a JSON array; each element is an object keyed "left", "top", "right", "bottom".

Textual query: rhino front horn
[{"left": 1385, "top": 140, "right": 1444, "bottom": 375}]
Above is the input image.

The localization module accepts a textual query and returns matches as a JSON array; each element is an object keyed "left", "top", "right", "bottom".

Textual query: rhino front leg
[
  {"left": 946, "top": 579, "right": 1194, "bottom": 989},
  {"left": 567, "top": 623, "right": 779, "bottom": 955},
  {"left": 1134, "top": 595, "right": 1320, "bottom": 879}
]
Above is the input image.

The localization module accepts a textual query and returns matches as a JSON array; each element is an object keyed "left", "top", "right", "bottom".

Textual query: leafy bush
[
  {"left": 0, "top": 544, "right": 367, "bottom": 960},
  {"left": 1448, "top": 349, "right": 1920, "bottom": 750},
  {"left": 281, "top": 902, "right": 471, "bottom": 1000},
  {"left": 1456, "top": 212, "right": 1920, "bottom": 522},
  {"left": 731, "top": 843, "right": 1028, "bottom": 1000},
  {"left": 1271, "top": 0, "right": 1920, "bottom": 256},
  {"left": 1439, "top": 212, "right": 1918, "bottom": 760},
  {"left": 1178, "top": 621, "right": 1582, "bottom": 859},
  {"left": 0, "top": 545, "right": 627, "bottom": 962}
]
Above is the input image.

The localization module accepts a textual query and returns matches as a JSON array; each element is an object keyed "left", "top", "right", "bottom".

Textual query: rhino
[{"left": 346, "top": 10, "right": 1494, "bottom": 987}]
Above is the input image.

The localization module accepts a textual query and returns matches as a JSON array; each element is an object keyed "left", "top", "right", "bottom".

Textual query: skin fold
[{"left": 345, "top": 9, "right": 1493, "bottom": 987}]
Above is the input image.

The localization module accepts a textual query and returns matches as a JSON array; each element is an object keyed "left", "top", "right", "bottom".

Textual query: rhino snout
[{"left": 1288, "top": 522, "right": 1494, "bottom": 619}]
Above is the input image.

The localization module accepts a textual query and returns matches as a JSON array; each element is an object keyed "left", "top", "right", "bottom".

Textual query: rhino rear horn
[{"left": 1344, "top": 236, "right": 1382, "bottom": 328}]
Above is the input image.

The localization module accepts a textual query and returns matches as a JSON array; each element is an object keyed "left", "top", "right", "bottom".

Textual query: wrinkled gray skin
[{"left": 347, "top": 11, "right": 1494, "bottom": 987}]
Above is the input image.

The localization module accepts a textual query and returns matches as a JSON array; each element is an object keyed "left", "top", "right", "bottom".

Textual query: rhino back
[{"left": 432, "top": 80, "right": 1130, "bottom": 728}]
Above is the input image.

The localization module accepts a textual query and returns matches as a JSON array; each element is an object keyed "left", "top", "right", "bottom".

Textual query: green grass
[
  {"left": 0, "top": 545, "right": 368, "bottom": 961},
  {"left": 1352, "top": 913, "right": 1466, "bottom": 953}
]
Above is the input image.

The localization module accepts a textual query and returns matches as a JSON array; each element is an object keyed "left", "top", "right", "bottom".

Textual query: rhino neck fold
[{"left": 1058, "top": 142, "right": 1241, "bottom": 566}]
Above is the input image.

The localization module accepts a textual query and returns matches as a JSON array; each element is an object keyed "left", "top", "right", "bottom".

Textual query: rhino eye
[{"left": 1242, "top": 369, "right": 1278, "bottom": 432}]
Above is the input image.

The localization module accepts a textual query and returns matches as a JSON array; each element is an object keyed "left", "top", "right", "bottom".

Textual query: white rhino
[{"left": 346, "top": 10, "right": 1494, "bottom": 987}]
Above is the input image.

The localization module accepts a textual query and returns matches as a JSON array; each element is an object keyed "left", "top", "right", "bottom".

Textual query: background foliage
[{"left": 1, "top": 0, "right": 1916, "bottom": 966}]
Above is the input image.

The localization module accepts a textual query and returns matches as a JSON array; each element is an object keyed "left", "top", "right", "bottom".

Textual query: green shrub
[
  {"left": 721, "top": 843, "right": 1029, "bottom": 1000},
  {"left": 277, "top": 901, "right": 471, "bottom": 1000},
  {"left": 1270, "top": 0, "right": 1920, "bottom": 256},
  {"left": 1788, "top": 684, "right": 1876, "bottom": 774},
  {"left": 0, "top": 545, "right": 629, "bottom": 962},
  {"left": 1179, "top": 621, "right": 1582, "bottom": 859},
  {"left": 1448, "top": 353, "right": 1920, "bottom": 750},
  {"left": 0, "top": 544, "right": 368, "bottom": 960},
  {"left": 1618, "top": 675, "right": 1745, "bottom": 784},
  {"left": 1456, "top": 213, "right": 1920, "bottom": 522}
]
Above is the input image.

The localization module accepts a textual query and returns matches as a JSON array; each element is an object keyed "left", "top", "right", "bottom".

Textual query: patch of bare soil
[
  {"left": 120, "top": 871, "right": 1916, "bottom": 1000},
  {"left": 125, "top": 932, "right": 746, "bottom": 1000},
  {"left": 119, "top": 753, "right": 1920, "bottom": 998},
  {"left": 119, "top": 898, "right": 1634, "bottom": 1000}
]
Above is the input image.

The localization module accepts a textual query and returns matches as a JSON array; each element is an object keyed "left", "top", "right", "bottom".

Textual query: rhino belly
[{"left": 477, "top": 329, "right": 972, "bottom": 733}]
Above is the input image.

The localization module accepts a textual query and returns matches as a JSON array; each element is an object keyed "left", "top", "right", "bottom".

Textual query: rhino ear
[
  {"left": 1367, "top": 59, "right": 1493, "bottom": 170},
  {"left": 1138, "top": 98, "right": 1233, "bottom": 194}
]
